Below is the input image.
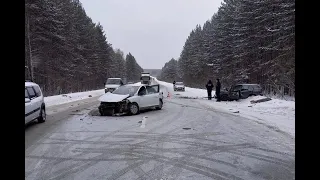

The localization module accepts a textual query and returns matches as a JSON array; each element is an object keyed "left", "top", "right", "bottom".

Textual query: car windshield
[
  {"left": 176, "top": 82, "right": 184, "bottom": 85},
  {"left": 112, "top": 86, "right": 139, "bottom": 96},
  {"left": 141, "top": 76, "right": 150, "bottom": 81},
  {"left": 106, "top": 79, "right": 121, "bottom": 84}
]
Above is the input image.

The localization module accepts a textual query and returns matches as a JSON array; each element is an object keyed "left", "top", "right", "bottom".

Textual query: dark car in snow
[{"left": 216, "top": 84, "right": 263, "bottom": 101}]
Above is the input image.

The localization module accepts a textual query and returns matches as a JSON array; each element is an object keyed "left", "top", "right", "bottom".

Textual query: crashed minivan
[{"left": 98, "top": 84, "right": 163, "bottom": 116}]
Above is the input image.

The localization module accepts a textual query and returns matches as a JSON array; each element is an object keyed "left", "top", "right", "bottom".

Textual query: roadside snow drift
[
  {"left": 44, "top": 89, "right": 104, "bottom": 107},
  {"left": 154, "top": 77, "right": 295, "bottom": 137}
]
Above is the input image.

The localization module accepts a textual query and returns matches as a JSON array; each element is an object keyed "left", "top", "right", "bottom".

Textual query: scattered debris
[
  {"left": 179, "top": 96, "right": 198, "bottom": 99},
  {"left": 233, "top": 111, "right": 240, "bottom": 113},
  {"left": 88, "top": 95, "right": 92, "bottom": 97},
  {"left": 138, "top": 121, "right": 142, "bottom": 123},
  {"left": 62, "top": 94, "right": 68, "bottom": 97},
  {"left": 72, "top": 109, "right": 80, "bottom": 112},
  {"left": 71, "top": 105, "right": 74, "bottom": 107},
  {"left": 182, "top": 128, "right": 191, "bottom": 130},
  {"left": 250, "top": 97, "right": 272, "bottom": 104},
  {"left": 248, "top": 106, "right": 252, "bottom": 107},
  {"left": 80, "top": 118, "right": 83, "bottom": 121}
]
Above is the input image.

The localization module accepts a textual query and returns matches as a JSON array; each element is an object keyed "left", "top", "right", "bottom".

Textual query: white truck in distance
[
  {"left": 104, "top": 78, "right": 124, "bottom": 93},
  {"left": 140, "top": 72, "right": 151, "bottom": 85}
]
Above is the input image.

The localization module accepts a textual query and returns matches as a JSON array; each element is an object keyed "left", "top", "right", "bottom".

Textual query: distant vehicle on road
[
  {"left": 217, "top": 84, "right": 263, "bottom": 101},
  {"left": 140, "top": 72, "right": 151, "bottom": 85},
  {"left": 104, "top": 78, "right": 124, "bottom": 93},
  {"left": 98, "top": 84, "right": 163, "bottom": 116},
  {"left": 174, "top": 82, "right": 185, "bottom": 91},
  {"left": 25, "top": 82, "right": 46, "bottom": 125}
]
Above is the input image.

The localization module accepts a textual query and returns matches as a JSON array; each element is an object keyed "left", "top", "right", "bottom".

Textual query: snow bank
[
  {"left": 44, "top": 89, "right": 104, "bottom": 107},
  {"left": 154, "top": 77, "right": 295, "bottom": 137}
]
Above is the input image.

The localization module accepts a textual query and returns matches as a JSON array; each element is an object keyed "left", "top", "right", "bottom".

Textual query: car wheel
[
  {"left": 221, "top": 94, "right": 228, "bottom": 101},
  {"left": 38, "top": 107, "right": 46, "bottom": 123},
  {"left": 156, "top": 99, "right": 163, "bottom": 110},
  {"left": 99, "top": 109, "right": 105, "bottom": 116},
  {"left": 129, "top": 103, "right": 140, "bottom": 115}
]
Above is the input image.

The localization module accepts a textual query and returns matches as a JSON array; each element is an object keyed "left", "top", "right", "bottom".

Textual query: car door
[
  {"left": 25, "top": 88, "right": 33, "bottom": 124},
  {"left": 240, "top": 85, "right": 250, "bottom": 98},
  {"left": 26, "top": 86, "right": 41, "bottom": 121},
  {"left": 32, "top": 85, "right": 43, "bottom": 113},
  {"left": 146, "top": 85, "right": 160, "bottom": 106},
  {"left": 137, "top": 86, "right": 148, "bottom": 108}
]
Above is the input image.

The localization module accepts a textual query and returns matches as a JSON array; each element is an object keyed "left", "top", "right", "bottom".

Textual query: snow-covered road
[{"left": 25, "top": 83, "right": 295, "bottom": 180}]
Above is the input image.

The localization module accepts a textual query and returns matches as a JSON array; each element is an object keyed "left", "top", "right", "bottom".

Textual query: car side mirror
[{"left": 25, "top": 98, "right": 31, "bottom": 103}]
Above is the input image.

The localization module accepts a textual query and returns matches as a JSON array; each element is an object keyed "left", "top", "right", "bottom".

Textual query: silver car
[{"left": 174, "top": 82, "right": 185, "bottom": 91}]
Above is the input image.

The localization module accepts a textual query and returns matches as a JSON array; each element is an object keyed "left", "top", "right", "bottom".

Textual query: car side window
[
  {"left": 248, "top": 85, "right": 254, "bottom": 91},
  {"left": 25, "top": 88, "right": 29, "bottom": 99},
  {"left": 138, "top": 86, "right": 147, "bottom": 96},
  {"left": 33, "top": 85, "right": 42, "bottom": 97},
  {"left": 146, "top": 86, "right": 156, "bottom": 94},
  {"left": 27, "top": 87, "right": 36, "bottom": 99}
]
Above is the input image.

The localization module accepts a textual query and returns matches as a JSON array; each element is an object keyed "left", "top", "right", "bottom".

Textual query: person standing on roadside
[
  {"left": 216, "top": 78, "right": 221, "bottom": 102},
  {"left": 206, "top": 80, "right": 214, "bottom": 100}
]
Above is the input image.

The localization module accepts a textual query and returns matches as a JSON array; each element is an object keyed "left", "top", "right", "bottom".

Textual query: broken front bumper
[{"left": 98, "top": 100, "right": 129, "bottom": 116}]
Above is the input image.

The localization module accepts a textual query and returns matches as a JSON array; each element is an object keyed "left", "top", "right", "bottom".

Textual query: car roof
[{"left": 25, "top": 82, "right": 39, "bottom": 87}]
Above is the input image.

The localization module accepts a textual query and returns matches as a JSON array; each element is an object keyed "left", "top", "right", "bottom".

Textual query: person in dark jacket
[
  {"left": 206, "top": 80, "right": 214, "bottom": 100},
  {"left": 216, "top": 78, "right": 221, "bottom": 102}
]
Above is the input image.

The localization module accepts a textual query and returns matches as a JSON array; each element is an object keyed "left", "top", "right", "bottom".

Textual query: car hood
[
  {"left": 105, "top": 84, "right": 120, "bottom": 89},
  {"left": 99, "top": 92, "right": 130, "bottom": 102},
  {"left": 175, "top": 85, "right": 184, "bottom": 87}
]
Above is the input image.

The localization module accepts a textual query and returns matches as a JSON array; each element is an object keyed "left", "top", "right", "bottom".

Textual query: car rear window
[
  {"left": 26, "top": 87, "right": 36, "bottom": 99},
  {"left": 33, "top": 85, "right": 42, "bottom": 97}
]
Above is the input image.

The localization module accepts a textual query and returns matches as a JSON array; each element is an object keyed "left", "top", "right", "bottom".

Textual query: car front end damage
[{"left": 99, "top": 99, "right": 130, "bottom": 116}]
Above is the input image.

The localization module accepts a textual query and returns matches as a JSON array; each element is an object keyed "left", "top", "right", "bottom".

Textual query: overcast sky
[{"left": 80, "top": 0, "right": 222, "bottom": 69}]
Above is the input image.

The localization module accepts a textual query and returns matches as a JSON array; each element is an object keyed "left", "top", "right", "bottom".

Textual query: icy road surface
[{"left": 25, "top": 96, "right": 294, "bottom": 180}]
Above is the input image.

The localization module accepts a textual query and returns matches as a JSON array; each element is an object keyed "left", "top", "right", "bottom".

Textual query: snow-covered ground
[
  {"left": 44, "top": 89, "right": 105, "bottom": 107},
  {"left": 154, "top": 77, "right": 295, "bottom": 137}
]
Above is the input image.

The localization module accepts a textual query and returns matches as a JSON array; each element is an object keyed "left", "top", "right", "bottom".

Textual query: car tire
[
  {"left": 38, "top": 107, "right": 46, "bottom": 123},
  {"left": 129, "top": 103, "right": 140, "bottom": 115},
  {"left": 156, "top": 99, "right": 163, "bottom": 110},
  {"left": 99, "top": 109, "right": 105, "bottom": 116},
  {"left": 221, "top": 94, "right": 228, "bottom": 101}
]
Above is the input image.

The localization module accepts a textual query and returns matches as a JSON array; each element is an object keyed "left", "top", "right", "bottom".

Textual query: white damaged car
[{"left": 98, "top": 84, "right": 163, "bottom": 116}]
